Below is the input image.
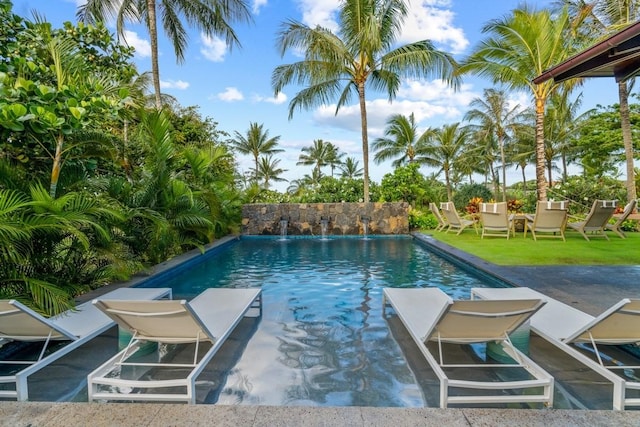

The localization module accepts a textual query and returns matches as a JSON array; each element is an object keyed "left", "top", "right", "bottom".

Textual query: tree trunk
[
  {"left": 445, "top": 168, "right": 453, "bottom": 201},
  {"left": 499, "top": 136, "right": 507, "bottom": 201},
  {"left": 618, "top": 81, "right": 637, "bottom": 202},
  {"left": 521, "top": 164, "right": 527, "bottom": 198},
  {"left": 50, "top": 133, "right": 64, "bottom": 198},
  {"left": 357, "top": 82, "right": 370, "bottom": 203},
  {"left": 535, "top": 95, "right": 548, "bottom": 201},
  {"left": 147, "top": 0, "right": 162, "bottom": 110}
]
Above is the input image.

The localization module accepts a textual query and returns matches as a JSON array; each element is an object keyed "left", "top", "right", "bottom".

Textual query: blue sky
[{"left": 17, "top": 0, "right": 622, "bottom": 191}]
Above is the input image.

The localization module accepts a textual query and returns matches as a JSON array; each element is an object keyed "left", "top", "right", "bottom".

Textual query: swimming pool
[{"left": 134, "top": 235, "right": 502, "bottom": 407}]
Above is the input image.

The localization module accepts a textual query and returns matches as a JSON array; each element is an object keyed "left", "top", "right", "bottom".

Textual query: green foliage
[
  {"left": 379, "top": 163, "right": 427, "bottom": 205},
  {"left": 409, "top": 208, "right": 438, "bottom": 230},
  {"left": 549, "top": 175, "right": 627, "bottom": 215},
  {"left": 575, "top": 104, "right": 640, "bottom": 177},
  {"left": 453, "top": 183, "right": 492, "bottom": 210}
]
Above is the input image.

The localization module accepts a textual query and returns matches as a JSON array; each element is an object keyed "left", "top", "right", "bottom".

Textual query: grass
[{"left": 424, "top": 227, "right": 640, "bottom": 266}]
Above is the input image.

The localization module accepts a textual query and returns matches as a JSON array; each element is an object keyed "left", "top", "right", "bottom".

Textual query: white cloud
[
  {"left": 297, "top": 0, "right": 341, "bottom": 31},
  {"left": 311, "top": 79, "right": 478, "bottom": 136},
  {"left": 295, "top": 0, "right": 467, "bottom": 54},
  {"left": 400, "top": 1, "right": 468, "bottom": 54},
  {"left": 121, "top": 30, "right": 152, "bottom": 58},
  {"left": 253, "top": 0, "right": 268, "bottom": 14},
  {"left": 218, "top": 87, "right": 244, "bottom": 101},
  {"left": 253, "top": 92, "right": 288, "bottom": 105},
  {"left": 200, "top": 34, "right": 227, "bottom": 62},
  {"left": 160, "top": 79, "right": 189, "bottom": 90}
]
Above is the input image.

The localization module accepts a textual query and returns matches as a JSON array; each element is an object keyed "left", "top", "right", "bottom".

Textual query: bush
[
  {"left": 549, "top": 176, "right": 626, "bottom": 215},
  {"left": 409, "top": 208, "right": 438, "bottom": 230},
  {"left": 453, "top": 183, "right": 492, "bottom": 210}
]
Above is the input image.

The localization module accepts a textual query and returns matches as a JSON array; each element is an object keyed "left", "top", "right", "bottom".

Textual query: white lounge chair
[
  {"left": 471, "top": 286, "right": 640, "bottom": 410},
  {"left": 479, "top": 202, "right": 513, "bottom": 239},
  {"left": 382, "top": 287, "right": 553, "bottom": 408},
  {"left": 0, "top": 287, "right": 172, "bottom": 401},
  {"left": 87, "top": 287, "right": 262, "bottom": 404},
  {"left": 525, "top": 201, "right": 569, "bottom": 241},
  {"left": 429, "top": 202, "right": 447, "bottom": 232},
  {"left": 567, "top": 199, "right": 617, "bottom": 240},
  {"left": 607, "top": 199, "right": 638, "bottom": 238},
  {"left": 440, "top": 202, "right": 477, "bottom": 235}
]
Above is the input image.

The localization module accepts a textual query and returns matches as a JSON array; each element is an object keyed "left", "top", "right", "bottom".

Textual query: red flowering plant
[
  {"left": 507, "top": 199, "right": 524, "bottom": 213},
  {"left": 465, "top": 197, "right": 483, "bottom": 218}
]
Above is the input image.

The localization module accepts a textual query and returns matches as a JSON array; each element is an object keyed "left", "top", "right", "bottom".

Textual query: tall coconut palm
[
  {"left": 254, "top": 155, "right": 287, "bottom": 190},
  {"left": 230, "top": 122, "right": 283, "bottom": 183},
  {"left": 339, "top": 157, "right": 364, "bottom": 178},
  {"left": 557, "top": 0, "right": 638, "bottom": 202},
  {"left": 372, "top": 113, "right": 433, "bottom": 167},
  {"left": 78, "top": 0, "right": 251, "bottom": 109},
  {"left": 297, "top": 139, "right": 332, "bottom": 177},
  {"left": 459, "top": 6, "right": 576, "bottom": 201},
  {"left": 272, "top": 0, "right": 460, "bottom": 203},
  {"left": 325, "top": 142, "right": 345, "bottom": 177},
  {"left": 464, "top": 88, "right": 526, "bottom": 201},
  {"left": 544, "top": 88, "right": 584, "bottom": 182},
  {"left": 422, "top": 123, "right": 470, "bottom": 201}
]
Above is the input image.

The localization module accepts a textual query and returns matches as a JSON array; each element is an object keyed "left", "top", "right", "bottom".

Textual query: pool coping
[{"left": 8, "top": 233, "right": 640, "bottom": 424}]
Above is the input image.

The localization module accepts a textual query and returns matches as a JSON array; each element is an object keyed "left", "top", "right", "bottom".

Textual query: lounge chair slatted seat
[
  {"left": 606, "top": 199, "right": 638, "bottom": 239},
  {"left": 526, "top": 201, "right": 569, "bottom": 241},
  {"left": 440, "top": 202, "right": 477, "bottom": 235},
  {"left": 567, "top": 199, "right": 617, "bottom": 241},
  {"left": 471, "top": 286, "right": 640, "bottom": 410},
  {"left": 429, "top": 202, "right": 447, "bottom": 232},
  {"left": 0, "top": 287, "right": 172, "bottom": 401},
  {"left": 87, "top": 287, "right": 262, "bottom": 404},
  {"left": 480, "top": 202, "right": 513, "bottom": 239},
  {"left": 383, "top": 287, "right": 554, "bottom": 408}
]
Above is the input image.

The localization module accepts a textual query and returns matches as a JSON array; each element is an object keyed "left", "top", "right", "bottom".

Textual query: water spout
[
  {"left": 279, "top": 216, "right": 289, "bottom": 240},
  {"left": 360, "top": 216, "right": 370, "bottom": 239},
  {"left": 319, "top": 217, "right": 330, "bottom": 239}
]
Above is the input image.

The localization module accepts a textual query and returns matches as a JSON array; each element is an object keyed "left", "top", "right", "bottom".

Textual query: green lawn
[{"left": 424, "top": 228, "right": 640, "bottom": 266}]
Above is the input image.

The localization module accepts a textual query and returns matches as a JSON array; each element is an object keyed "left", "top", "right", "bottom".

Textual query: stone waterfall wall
[{"left": 241, "top": 202, "right": 410, "bottom": 235}]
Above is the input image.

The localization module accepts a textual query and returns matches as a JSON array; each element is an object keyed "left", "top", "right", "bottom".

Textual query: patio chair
[
  {"left": 606, "top": 199, "right": 637, "bottom": 239},
  {"left": 87, "top": 287, "right": 262, "bottom": 404},
  {"left": 382, "top": 287, "right": 553, "bottom": 408},
  {"left": 567, "top": 199, "right": 617, "bottom": 241},
  {"left": 525, "top": 201, "right": 569, "bottom": 241},
  {"left": 479, "top": 202, "right": 513, "bottom": 239},
  {"left": 440, "top": 202, "right": 477, "bottom": 235},
  {"left": 471, "top": 286, "right": 640, "bottom": 410},
  {"left": 0, "top": 287, "right": 172, "bottom": 401},
  {"left": 429, "top": 202, "right": 447, "bottom": 232}
]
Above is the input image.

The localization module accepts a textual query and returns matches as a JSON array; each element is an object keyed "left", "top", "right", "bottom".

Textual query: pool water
[{"left": 141, "top": 236, "right": 498, "bottom": 407}]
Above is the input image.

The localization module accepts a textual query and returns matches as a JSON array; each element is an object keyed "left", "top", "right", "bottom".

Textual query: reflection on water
[{"left": 157, "top": 237, "right": 490, "bottom": 406}]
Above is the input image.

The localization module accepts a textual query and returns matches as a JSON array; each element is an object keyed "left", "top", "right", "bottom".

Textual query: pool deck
[{"left": 4, "top": 233, "right": 640, "bottom": 426}]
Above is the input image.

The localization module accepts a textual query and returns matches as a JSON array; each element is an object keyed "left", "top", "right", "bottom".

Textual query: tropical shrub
[
  {"left": 453, "top": 183, "right": 492, "bottom": 210},
  {"left": 409, "top": 208, "right": 438, "bottom": 230}
]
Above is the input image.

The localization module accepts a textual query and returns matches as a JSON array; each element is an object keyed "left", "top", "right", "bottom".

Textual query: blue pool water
[{"left": 137, "top": 236, "right": 501, "bottom": 407}]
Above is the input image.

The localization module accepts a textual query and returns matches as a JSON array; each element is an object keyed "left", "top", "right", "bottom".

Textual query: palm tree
[
  {"left": 254, "top": 155, "right": 287, "bottom": 190},
  {"left": 459, "top": 6, "right": 576, "bottom": 201},
  {"left": 339, "top": 157, "right": 364, "bottom": 178},
  {"left": 272, "top": 0, "right": 460, "bottom": 203},
  {"left": 78, "top": 0, "right": 252, "bottom": 109},
  {"left": 558, "top": 0, "right": 638, "bottom": 202},
  {"left": 230, "top": 123, "right": 283, "bottom": 183},
  {"left": 325, "top": 142, "right": 345, "bottom": 177},
  {"left": 372, "top": 113, "right": 433, "bottom": 167},
  {"left": 297, "top": 139, "right": 332, "bottom": 177},
  {"left": 464, "top": 88, "right": 526, "bottom": 201},
  {"left": 422, "top": 123, "right": 470, "bottom": 201},
  {"left": 544, "top": 88, "right": 584, "bottom": 182}
]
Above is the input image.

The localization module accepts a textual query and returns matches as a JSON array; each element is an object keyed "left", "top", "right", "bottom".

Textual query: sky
[{"left": 15, "top": 0, "right": 625, "bottom": 191}]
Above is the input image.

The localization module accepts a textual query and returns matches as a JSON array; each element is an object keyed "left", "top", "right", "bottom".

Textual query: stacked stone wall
[{"left": 241, "top": 202, "right": 410, "bottom": 235}]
